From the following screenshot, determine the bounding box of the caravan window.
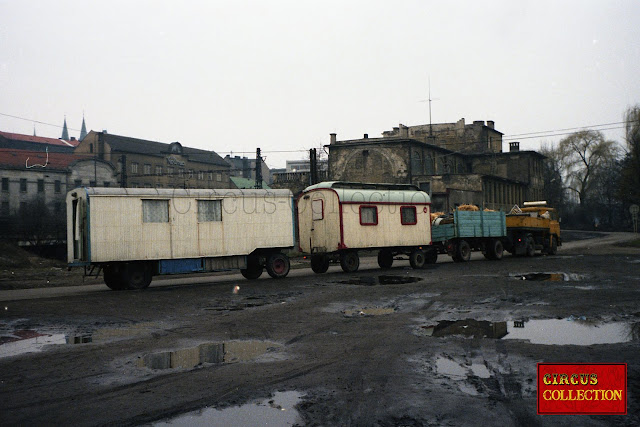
[197,200,222,222]
[142,200,169,223]
[359,206,378,226]
[312,199,324,220]
[401,206,417,225]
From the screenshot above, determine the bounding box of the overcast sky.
[1,0,638,168]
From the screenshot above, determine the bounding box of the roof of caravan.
[302,181,430,204]
[72,187,292,198]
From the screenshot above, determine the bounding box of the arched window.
[425,155,433,175]
[411,151,422,174]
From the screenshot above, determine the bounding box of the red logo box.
[537,363,627,415]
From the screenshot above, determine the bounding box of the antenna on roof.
[419,76,439,138]
[26,146,49,169]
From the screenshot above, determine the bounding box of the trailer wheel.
[310,254,330,274]
[241,256,263,280]
[456,240,471,262]
[377,249,394,269]
[425,248,438,264]
[340,251,360,273]
[547,236,558,255]
[103,265,126,291]
[526,237,535,257]
[266,253,290,279]
[409,249,426,269]
[122,263,152,290]
[485,239,504,261]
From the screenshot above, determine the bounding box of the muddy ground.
[0,231,639,426]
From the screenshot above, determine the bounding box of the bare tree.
[539,142,566,212]
[557,130,620,207]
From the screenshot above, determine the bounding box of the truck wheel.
[425,248,438,264]
[526,237,535,257]
[409,249,426,269]
[103,265,126,290]
[310,254,330,274]
[456,240,471,262]
[377,249,394,269]
[340,251,360,273]
[122,263,152,290]
[485,239,504,260]
[266,253,290,279]
[241,256,263,280]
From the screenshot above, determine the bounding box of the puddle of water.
[343,307,396,317]
[153,391,303,427]
[137,340,281,370]
[503,319,636,345]
[436,357,467,379]
[458,383,480,396]
[509,272,586,282]
[424,320,508,339]
[0,332,67,358]
[470,363,491,378]
[335,275,421,286]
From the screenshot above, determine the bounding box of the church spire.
[79,114,87,141]
[61,116,69,140]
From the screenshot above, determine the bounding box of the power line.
[0,112,81,132]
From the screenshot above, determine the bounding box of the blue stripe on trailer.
[159,258,204,275]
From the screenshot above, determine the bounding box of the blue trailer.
[431,210,507,262]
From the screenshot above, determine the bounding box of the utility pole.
[309,148,318,185]
[255,148,262,189]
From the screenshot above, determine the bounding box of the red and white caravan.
[297,181,435,273]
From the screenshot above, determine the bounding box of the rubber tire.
[457,240,471,262]
[547,236,558,255]
[340,251,360,273]
[409,249,426,269]
[122,263,152,290]
[310,255,330,274]
[103,265,126,291]
[425,248,438,264]
[266,253,290,279]
[485,239,504,261]
[377,250,393,269]
[241,256,263,280]
[526,237,535,257]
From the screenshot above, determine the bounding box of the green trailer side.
[431,210,507,262]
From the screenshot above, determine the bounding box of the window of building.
[37,179,44,193]
[188,169,194,179]
[131,183,138,188]
[312,199,324,220]
[131,162,139,174]
[179,169,185,178]
[20,178,27,192]
[198,171,204,180]
[103,181,111,187]
[216,173,222,182]
[197,200,222,222]
[74,179,82,188]
[54,180,61,193]
[1,201,9,216]
[1,177,8,192]
[156,183,162,188]
[400,206,417,225]
[208,172,213,180]
[419,182,430,194]
[142,199,169,223]
[167,167,174,176]
[89,143,94,153]
[89,181,96,187]
[359,206,378,226]
[144,164,152,175]
[156,165,162,176]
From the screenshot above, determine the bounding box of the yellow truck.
[505,201,561,256]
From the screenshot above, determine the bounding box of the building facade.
[328,120,545,212]
[76,131,231,189]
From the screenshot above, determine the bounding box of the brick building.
[328,119,545,212]
[76,131,231,189]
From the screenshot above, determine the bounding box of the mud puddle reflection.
[343,307,396,317]
[137,340,282,370]
[335,275,422,285]
[153,391,303,426]
[510,272,585,281]
[421,319,637,345]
